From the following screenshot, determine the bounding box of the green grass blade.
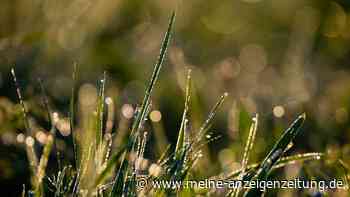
[257,113,305,179]
[244,113,306,197]
[241,114,258,176]
[157,144,171,165]
[11,68,39,189]
[271,152,323,169]
[131,11,176,136]
[232,114,258,197]
[110,152,129,196]
[109,11,176,197]
[229,153,323,183]
[200,153,323,195]
[94,147,126,187]
[175,69,191,158]
[11,68,31,134]
[197,92,228,141]
[35,134,55,196]
[96,71,106,146]
[35,79,59,196]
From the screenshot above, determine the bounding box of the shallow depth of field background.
[1,0,350,196]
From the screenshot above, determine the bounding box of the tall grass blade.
[232,114,258,197]
[241,114,258,175]
[96,71,106,146]
[11,68,39,188]
[109,11,176,197]
[11,68,31,134]
[197,92,228,141]
[35,134,55,196]
[34,79,58,196]
[131,11,176,137]
[94,147,126,187]
[225,152,323,179]
[244,113,306,197]
[175,69,191,158]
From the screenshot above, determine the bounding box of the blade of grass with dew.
[175,69,191,158]
[11,68,31,135]
[232,114,258,197]
[244,113,306,197]
[35,134,55,196]
[11,68,39,189]
[240,114,258,176]
[94,147,126,187]
[75,113,98,193]
[126,132,149,196]
[190,153,323,195]
[96,71,106,147]
[109,11,176,197]
[125,132,148,196]
[55,166,70,196]
[49,165,75,196]
[95,72,107,177]
[131,11,175,137]
[101,97,115,164]
[156,93,227,194]
[34,79,59,196]
[76,141,94,193]
[157,144,171,166]
[232,152,323,178]
[197,92,228,142]
[222,153,323,181]
[99,133,113,172]
[254,113,306,179]
[117,103,151,195]
[271,152,323,169]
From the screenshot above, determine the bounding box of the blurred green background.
[1,0,350,196]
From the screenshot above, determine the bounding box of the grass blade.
[232,114,258,196]
[244,113,306,197]
[96,71,106,146]
[94,147,126,187]
[11,68,31,133]
[256,113,305,179]
[35,134,55,196]
[241,114,258,176]
[131,11,176,137]
[34,79,58,196]
[175,69,191,158]
[109,11,176,197]
[197,92,228,141]
[11,68,39,188]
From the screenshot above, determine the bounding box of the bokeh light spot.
[273,105,285,118]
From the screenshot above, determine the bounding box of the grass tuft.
[11,11,328,197]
